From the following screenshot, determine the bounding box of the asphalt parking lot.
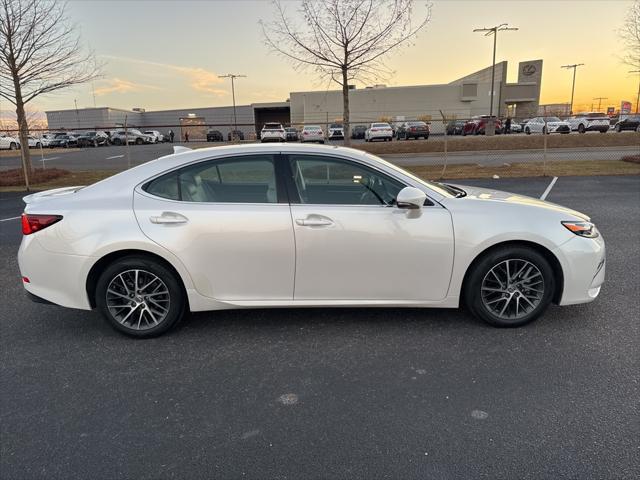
[1,175,639,479]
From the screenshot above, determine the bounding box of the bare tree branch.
[0,0,102,189]
[619,0,640,70]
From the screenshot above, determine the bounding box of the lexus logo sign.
[522,64,537,76]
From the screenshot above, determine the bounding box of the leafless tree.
[0,0,100,189]
[619,0,640,70]
[261,0,431,145]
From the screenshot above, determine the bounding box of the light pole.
[592,97,608,112]
[630,70,640,114]
[473,23,518,125]
[218,73,246,140]
[561,64,584,115]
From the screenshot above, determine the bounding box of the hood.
[451,184,590,221]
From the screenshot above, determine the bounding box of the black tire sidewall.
[464,246,555,328]
[95,256,185,338]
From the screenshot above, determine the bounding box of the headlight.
[562,221,599,238]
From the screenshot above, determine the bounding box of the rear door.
[133,153,295,301]
[285,153,454,301]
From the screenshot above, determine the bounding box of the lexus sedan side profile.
[18,144,605,338]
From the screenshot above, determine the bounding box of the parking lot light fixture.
[218,74,246,140]
[473,24,518,119]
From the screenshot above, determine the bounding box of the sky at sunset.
[1,0,637,118]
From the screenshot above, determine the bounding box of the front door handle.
[295,216,334,227]
[150,212,189,224]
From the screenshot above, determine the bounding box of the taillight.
[21,214,62,235]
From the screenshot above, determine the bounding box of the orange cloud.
[94,78,160,96]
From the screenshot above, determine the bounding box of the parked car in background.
[18,143,606,337]
[228,130,245,141]
[395,121,429,140]
[507,122,523,133]
[328,123,344,140]
[48,134,78,148]
[300,125,325,143]
[260,123,286,142]
[567,112,610,133]
[520,119,530,131]
[446,120,465,135]
[365,123,393,142]
[110,129,151,145]
[76,131,109,148]
[27,136,43,148]
[524,117,571,135]
[0,134,20,150]
[40,134,56,147]
[285,127,299,142]
[462,116,502,135]
[206,130,224,142]
[144,130,164,143]
[351,125,367,139]
[614,115,640,132]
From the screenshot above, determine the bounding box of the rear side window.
[144,155,278,203]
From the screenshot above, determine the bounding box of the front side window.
[144,155,278,203]
[288,155,404,206]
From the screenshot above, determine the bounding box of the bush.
[0,168,69,187]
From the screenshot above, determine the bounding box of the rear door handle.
[150,212,189,224]
[295,216,333,227]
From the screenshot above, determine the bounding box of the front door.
[134,153,295,301]
[285,154,454,302]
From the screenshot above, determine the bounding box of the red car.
[462,116,502,135]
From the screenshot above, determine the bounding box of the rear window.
[372,123,389,128]
[587,113,607,118]
[263,123,282,130]
[408,122,427,127]
[304,126,321,131]
[329,124,343,129]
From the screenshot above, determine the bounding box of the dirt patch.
[0,169,118,191]
[0,147,81,158]
[0,168,71,187]
[354,132,640,155]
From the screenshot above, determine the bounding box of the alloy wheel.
[480,259,544,320]
[105,269,170,331]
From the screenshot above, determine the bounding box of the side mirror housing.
[396,187,427,209]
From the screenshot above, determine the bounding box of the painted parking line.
[0,216,21,222]
[39,157,60,162]
[540,176,558,200]
[106,155,125,160]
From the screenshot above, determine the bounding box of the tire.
[578,124,585,134]
[36,142,41,148]
[135,138,143,145]
[95,255,186,338]
[636,125,640,133]
[525,127,531,135]
[615,125,621,133]
[9,142,17,150]
[464,246,555,328]
[542,126,547,135]
[599,129,607,134]
[319,140,324,144]
[114,138,122,146]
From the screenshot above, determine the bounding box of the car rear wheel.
[636,125,640,133]
[525,127,531,135]
[135,138,143,145]
[96,256,185,338]
[9,142,17,150]
[464,246,555,328]
[114,138,122,146]
[578,124,585,134]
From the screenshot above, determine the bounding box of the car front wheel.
[95,256,186,338]
[464,246,555,328]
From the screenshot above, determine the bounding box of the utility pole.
[592,97,608,112]
[74,99,80,129]
[630,70,640,114]
[561,64,584,115]
[473,24,518,135]
[218,73,246,140]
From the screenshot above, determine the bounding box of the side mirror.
[396,187,427,209]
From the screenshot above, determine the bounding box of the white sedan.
[365,123,393,142]
[18,144,605,338]
[0,134,20,150]
[300,125,325,143]
[524,117,571,135]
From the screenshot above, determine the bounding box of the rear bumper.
[18,235,94,310]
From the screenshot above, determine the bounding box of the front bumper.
[553,233,606,305]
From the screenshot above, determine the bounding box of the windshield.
[372,123,389,128]
[408,122,426,127]
[263,123,281,130]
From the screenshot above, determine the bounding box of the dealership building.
[45,59,542,137]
